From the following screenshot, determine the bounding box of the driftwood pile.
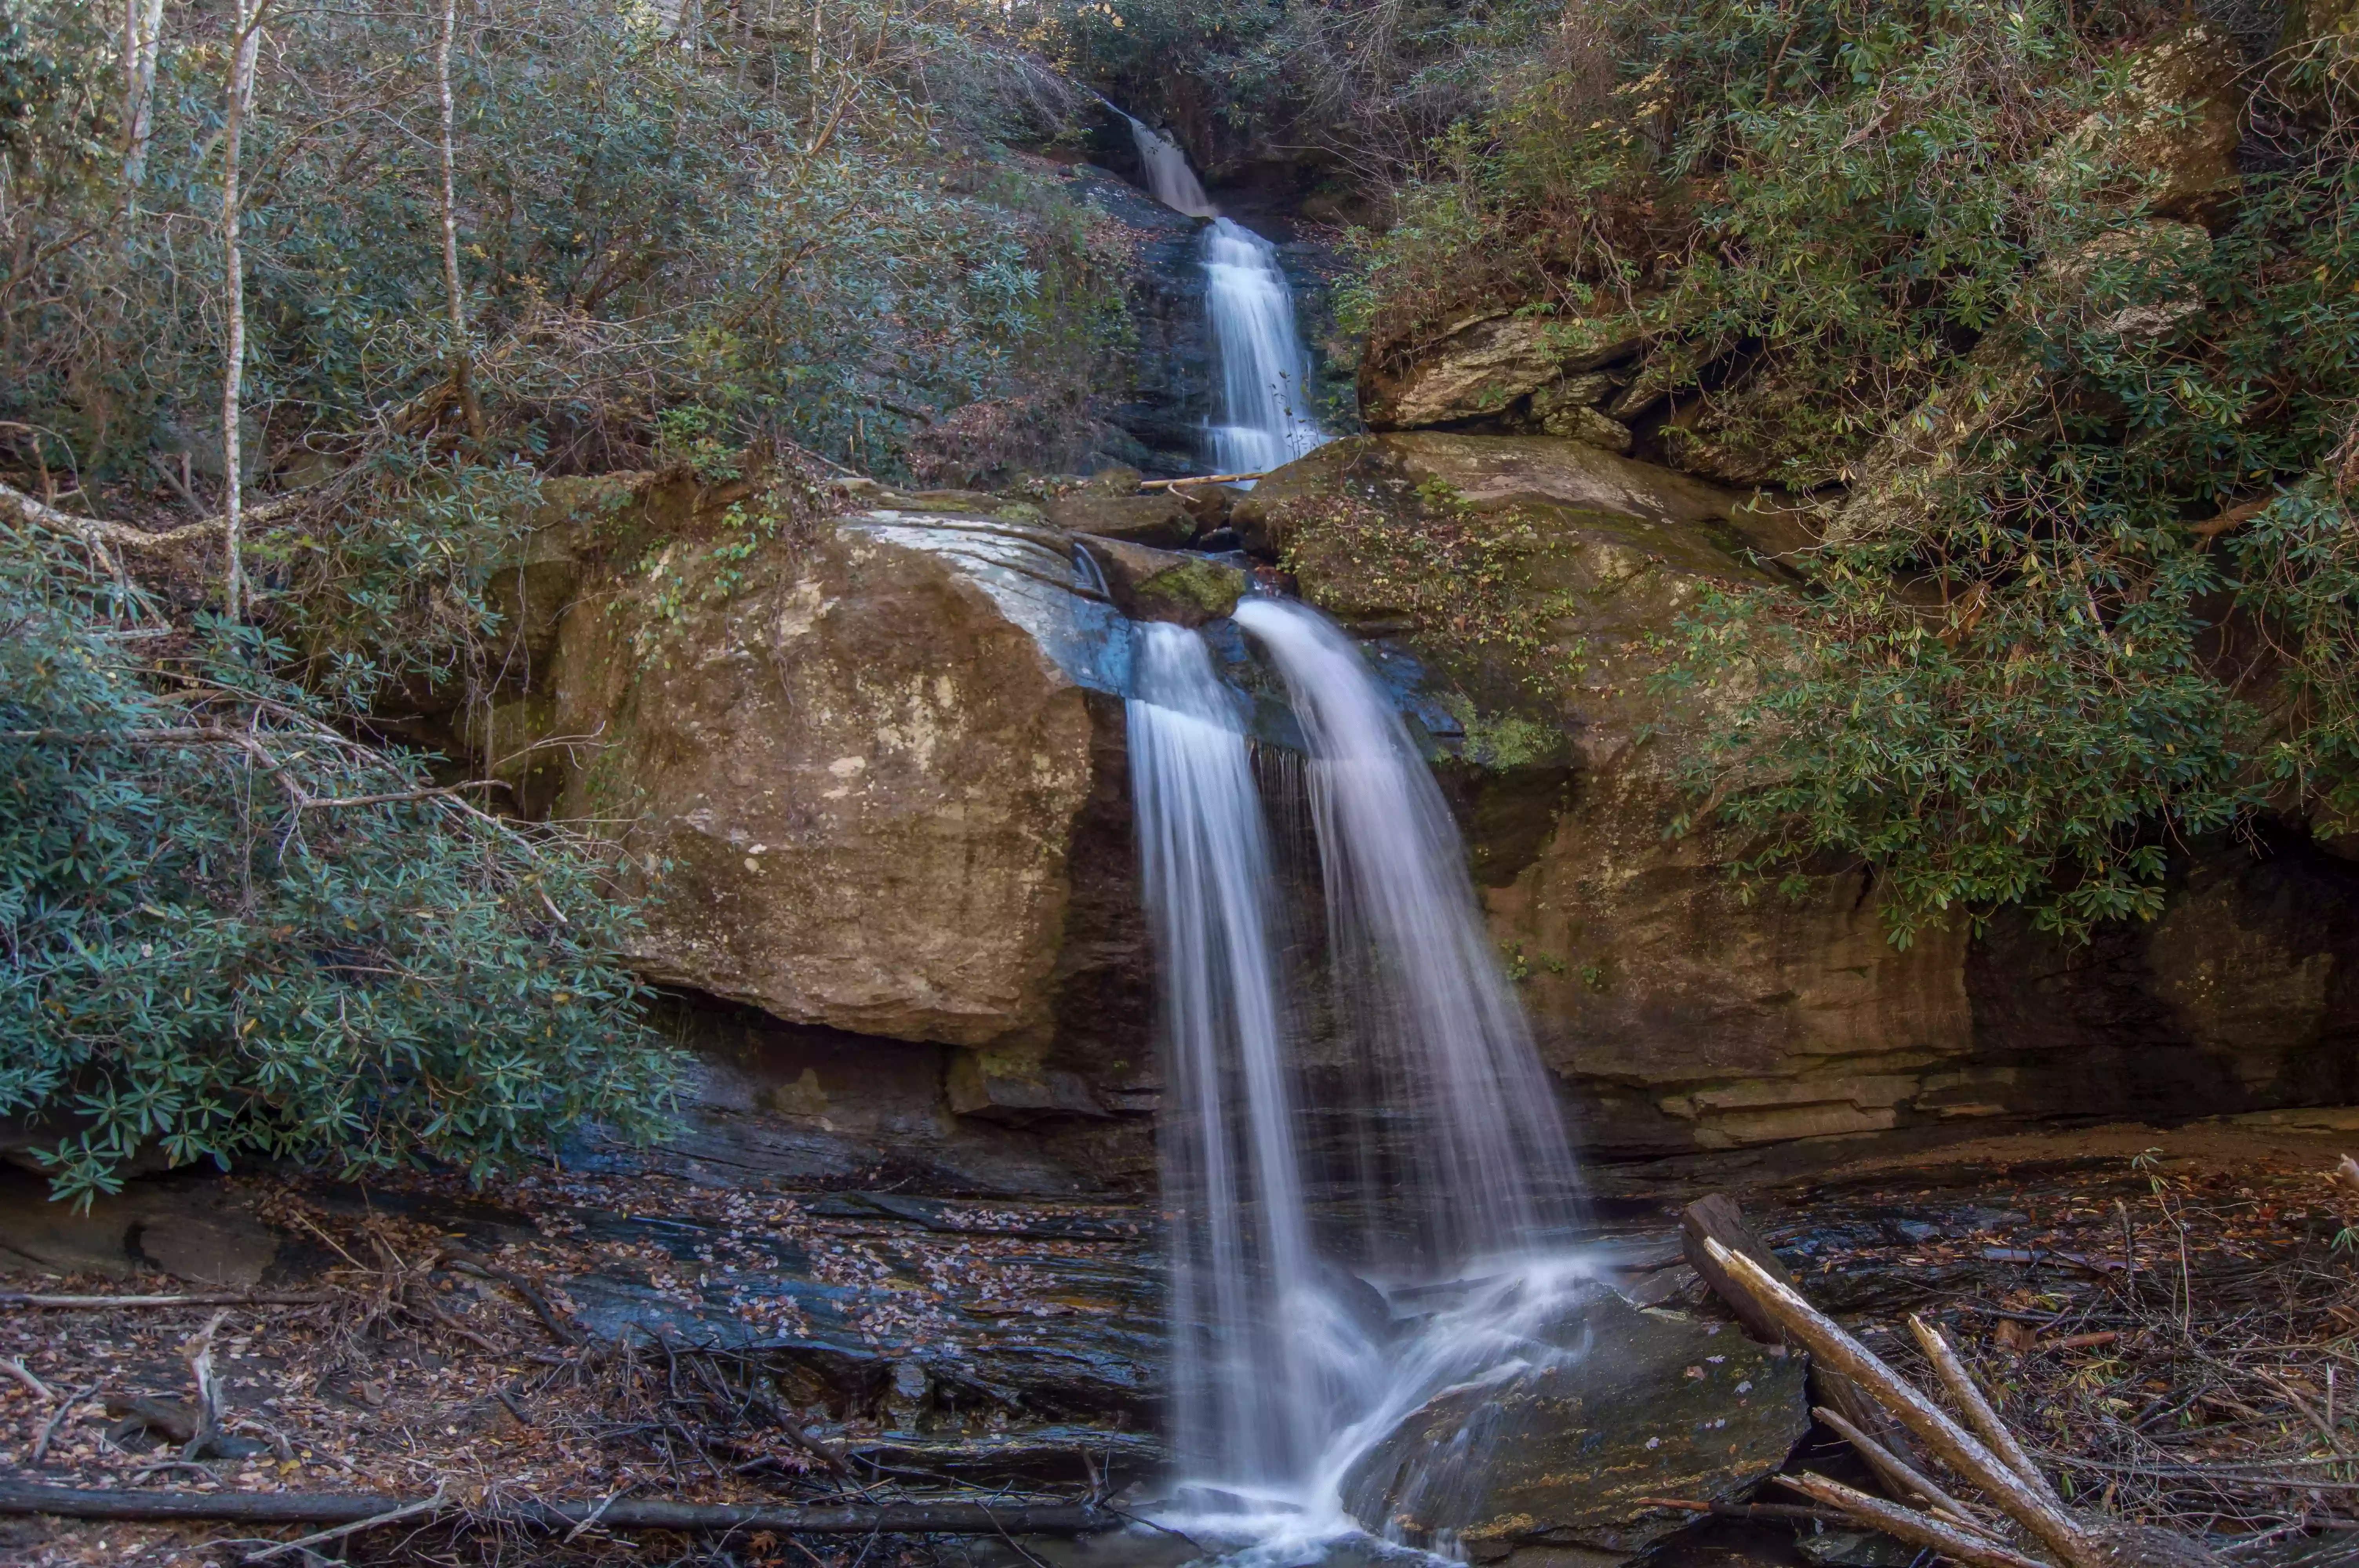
[1684,1195,2226,1568]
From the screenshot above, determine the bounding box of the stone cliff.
[464,425,2356,1193]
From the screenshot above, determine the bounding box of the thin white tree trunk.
[435,0,485,441]
[221,0,264,619]
[123,0,166,190]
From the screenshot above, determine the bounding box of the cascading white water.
[1127,603,1592,1557]
[1121,115,1328,477]
[1203,219,1328,476]
[1126,624,1326,1490]
[1233,598,1584,1272]
[1125,116,1217,218]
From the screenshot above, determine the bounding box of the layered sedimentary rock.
[1250,431,2359,1156]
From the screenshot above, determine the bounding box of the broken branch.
[0,1481,1114,1537]
[1702,1238,2099,1567]
[1775,1473,2051,1568]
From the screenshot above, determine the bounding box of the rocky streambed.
[5,1118,2355,1568]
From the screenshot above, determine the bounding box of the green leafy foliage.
[2,0,1128,493]
[0,521,682,1205]
[1325,0,2359,942]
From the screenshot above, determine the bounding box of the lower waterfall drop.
[1128,605,1594,1555]
[1232,597,1585,1272]
[1126,624,1329,1493]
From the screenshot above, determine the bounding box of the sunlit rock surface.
[546,508,1129,1053]
[1361,311,1647,431]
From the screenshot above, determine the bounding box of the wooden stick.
[1815,1405,1977,1523]
[2,1358,55,1402]
[1138,471,1267,489]
[181,1309,229,1461]
[1774,1474,2051,1568]
[438,1249,581,1347]
[0,1482,1114,1536]
[244,1486,449,1562]
[0,1292,329,1310]
[1909,1315,2062,1505]
[1703,1240,2097,1568]
[31,1383,96,1467]
[1632,1497,1850,1525]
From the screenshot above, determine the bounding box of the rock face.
[542,501,1136,1063]
[1252,430,2359,1156]
[1340,1292,1807,1561]
[1067,165,1210,477]
[1363,310,1646,430]
[476,411,2355,1178]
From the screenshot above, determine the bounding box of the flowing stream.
[1123,117,1328,477]
[1126,600,1591,1558]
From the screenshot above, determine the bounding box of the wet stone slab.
[1341,1290,1809,1563]
[544,1192,1170,1432]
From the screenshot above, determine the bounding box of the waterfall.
[1127,604,1590,1550]
[1203,219,1328,476]
[1127,624,1325,1490]
[1232,598,1584,1271]
[1121,115,1328,477]
[1125,115,1216,218]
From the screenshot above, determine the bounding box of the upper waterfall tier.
[1118,113,1329,477]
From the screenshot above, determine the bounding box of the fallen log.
[1137,470,1266,489]
[1701,1238,2226,1568]
[1679,1194,1921,1467]
[0,1481,1115,1537]
[0,479,307,553]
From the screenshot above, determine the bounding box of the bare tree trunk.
[123,0,167,191]
[436,0,486,443]
[221,0,265,620]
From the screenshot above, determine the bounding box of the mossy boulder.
[1078,535,1247,626]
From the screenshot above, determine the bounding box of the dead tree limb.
[1814,1404,1976,1522]
[0,479,307,553]
[1775,1474,2049,1568]
[437,1248,582,1346]
[1682,1194,1919,1465]
[0,1482,1114,1537]
[1703,1239,2226,1568]
[1911,1315,2061,1503]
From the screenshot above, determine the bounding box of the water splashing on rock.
[1127,602,1591,1555]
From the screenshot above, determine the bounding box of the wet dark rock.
[1067,166,1212,477]
[847,1425,1161,1490]
[552,1197,1167,1430]
[1340,1292,1808,1561]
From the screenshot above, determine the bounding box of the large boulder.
[1340,1291,1807,1561]
[544,505,1132,1054]
[2049,24,2245,227]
